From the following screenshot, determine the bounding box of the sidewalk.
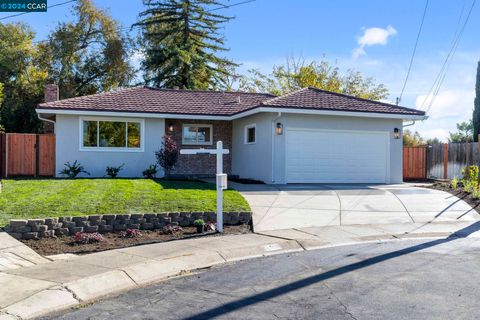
[1,221,479,320]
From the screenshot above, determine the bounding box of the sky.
[1,0,479,141]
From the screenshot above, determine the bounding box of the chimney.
[44,84,59,102]
[42,84,59,133]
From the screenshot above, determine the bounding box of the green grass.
[0,179,251,226]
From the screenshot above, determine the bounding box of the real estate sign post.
[180,141,229,232]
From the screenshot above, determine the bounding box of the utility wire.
[423,0,476,114]
[397,0,429,105]
[0,0,77,21]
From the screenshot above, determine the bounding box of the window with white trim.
[182,124,212,145]
[245,124,256,144]
[81,119,142,150]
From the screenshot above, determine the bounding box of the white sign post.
[180,141,229,233]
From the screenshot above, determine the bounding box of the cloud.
[353,25,397,59]
[415,89,475,120]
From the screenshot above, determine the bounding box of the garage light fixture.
[276,122,283,135]
[168,122,174,132]
[393,128,400,139]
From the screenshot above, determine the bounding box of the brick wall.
[42,84,59,133]
[166,119,232,175]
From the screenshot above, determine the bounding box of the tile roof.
[259,87,425,116]
[37,86,425,117]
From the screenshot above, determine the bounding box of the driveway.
[231,183,479,232]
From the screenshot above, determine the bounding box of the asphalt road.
[45,236,480,320]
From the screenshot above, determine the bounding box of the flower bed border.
[3,212,252,240]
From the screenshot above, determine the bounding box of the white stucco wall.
[233,112,403,184]
[55,114,165,177]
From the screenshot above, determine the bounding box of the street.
[45,236,480,319]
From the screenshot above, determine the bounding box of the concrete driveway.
[231,183,479,232]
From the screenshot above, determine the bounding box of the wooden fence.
[403,146,427,180]
[0,133,55,178]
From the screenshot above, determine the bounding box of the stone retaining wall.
[4,212,252,240]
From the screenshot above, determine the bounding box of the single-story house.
[36,84,426,184]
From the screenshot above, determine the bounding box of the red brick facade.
[166,119,232,175]
[42,84,59,133]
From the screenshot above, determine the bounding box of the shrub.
[142,164,158,178]
[162,224,183,235]
[464,180,474,193]
[193,219,205,226]
[105,164,124,178]
[451,178,459,190]
[0,124,4,133]
[119,228,142,238]
[73,232,104,244]
[472,188,480,200]
[462,165,479,188]
[155,135,179,178]
[60,160,90,178]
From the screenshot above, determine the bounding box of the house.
[36,85,426,184]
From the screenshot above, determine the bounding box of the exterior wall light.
[168,122,174,132]
[393,128,400,139]
[276,122,283,135]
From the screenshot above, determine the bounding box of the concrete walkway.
[0,232,49,271]
[2,221,480,319]
[232,183,478,232]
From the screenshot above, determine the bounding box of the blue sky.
[2,0,479,141]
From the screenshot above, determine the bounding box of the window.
[245,124,256,144]
[182,124,212,145]
[80,118,143,151]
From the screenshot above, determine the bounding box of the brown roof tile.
[37,86,425,117]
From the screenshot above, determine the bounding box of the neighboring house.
[36,85,426,184]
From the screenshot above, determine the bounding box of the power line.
[423,0,476,114]
[397,0,429,105]
[0,0,77,21]
[208,0,256,12]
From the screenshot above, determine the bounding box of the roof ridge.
[305,87,423,114]
[144,86,275,97]
[260,87,309,105]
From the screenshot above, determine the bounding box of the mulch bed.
[21,225,251,256]
[424,183,480,215]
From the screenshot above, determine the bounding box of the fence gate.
[403,146,427,180]
[1,133,55,177]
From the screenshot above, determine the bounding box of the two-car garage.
[285,128,390,184]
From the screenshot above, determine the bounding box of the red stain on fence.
[403,146,427,180]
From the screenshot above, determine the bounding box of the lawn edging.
[3,212,252,240]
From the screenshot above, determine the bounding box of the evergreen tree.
[135,0,237,89]
[473,61,480,142]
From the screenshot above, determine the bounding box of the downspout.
[403,120,416,128]
[37,114,56,133]
[271,112,281,183]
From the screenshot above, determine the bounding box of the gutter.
[37,114,56,133]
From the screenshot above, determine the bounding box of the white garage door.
[285,128,389,183]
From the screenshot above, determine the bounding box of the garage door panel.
[286,129,388,183]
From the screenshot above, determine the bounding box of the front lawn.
[0,179,250,226]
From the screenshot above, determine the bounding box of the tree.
[135,0,238,89]
[403,129,425,147]
[473,61,480,142]
[0,22,47,133]
[426,137,441,145]
[37,0,134,99]
[156,135,179,177]
[239,56,389,100]
[449,120,473,143]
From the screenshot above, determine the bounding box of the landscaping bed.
[21,224,251,256]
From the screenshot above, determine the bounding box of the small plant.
[73,232,104,244]
[462,165,479,189]
[119,228,142,238]
[464,180,474,193]
[472,187,480,200]
[155,135,179,178]
[143,164,158,178]
[60,160,90,178]
[451,178,459,190]
[162,224,183,235]
[105,164,124,178]
[204,221,216,232]
[194,219,205,233]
